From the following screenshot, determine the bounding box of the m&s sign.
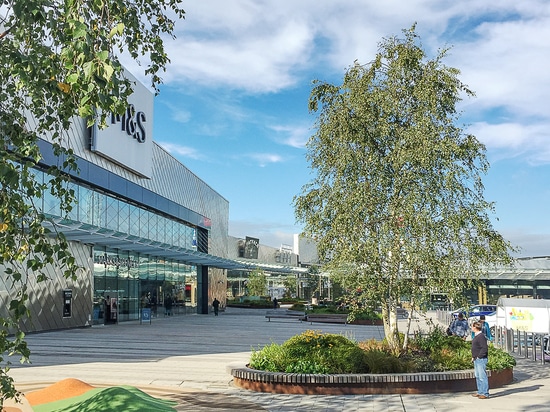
[111,104,147,143]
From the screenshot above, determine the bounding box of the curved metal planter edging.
[227,363,513,395]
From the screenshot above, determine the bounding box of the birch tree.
[294,26,514,352]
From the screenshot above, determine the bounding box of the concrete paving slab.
[5,307,550,411]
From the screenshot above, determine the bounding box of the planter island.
[227,363,513,395]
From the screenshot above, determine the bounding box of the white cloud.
[164,3,316,92]
[245,153,284,167]
[469,122,550,164]
[455,17,550,120]
[269,124,310,149]
[160,100,191,124]
[469,122,531,150]
[157,141,203,160]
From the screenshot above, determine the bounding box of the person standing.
[479,315,493,341]
[450,313,469,339]
[273,297,278,309]
[104,295,111,324]
[164,294,173,316]
[212,298,220,316]
[471,321,489,399]
[471,314,493,341]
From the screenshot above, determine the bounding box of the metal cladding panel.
[40,117,229,259]
[0,242,93,333]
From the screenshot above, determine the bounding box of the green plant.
[326,344,368,373]
[250,330,369,374]
[249,343,287,372]
[429,346,472,371]
[488,345,516,371]
[352,310,383,321]
[249,329,516,375]
[411,326,453,352]
[285,360,329,374]
[358,338,387,352]
[290,303,306,311]
[247,270,268,296]
[363,350,407,373]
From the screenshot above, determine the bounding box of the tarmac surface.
[6,307,550,411]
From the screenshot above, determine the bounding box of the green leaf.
[66,73,79,84]
[72,21,87,39]
[102,63,114,81]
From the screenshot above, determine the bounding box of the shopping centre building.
[0,71,228,332]
[1,70,308,333]
[3,70,550,334]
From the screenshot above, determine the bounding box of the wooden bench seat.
[307,313,348,325]
[265,309,306,322]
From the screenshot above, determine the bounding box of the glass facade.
[33,168,200,323]
[38,174,198,250]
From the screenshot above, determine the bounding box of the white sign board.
[90,70,154,178]
[497,298,550,334]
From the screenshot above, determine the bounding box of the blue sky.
[124,1,550,257]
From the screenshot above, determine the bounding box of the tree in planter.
[246,269,268,297]
[306,265,321,302]
[294,25,514,353]
[0,0,184,405]
[282,275,298,298]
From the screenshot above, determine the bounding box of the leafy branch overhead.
[0,0,184,405]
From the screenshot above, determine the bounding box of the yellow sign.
[508,308,534,331]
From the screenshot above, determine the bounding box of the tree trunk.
[402,297,415,351]
[381,299,400,353]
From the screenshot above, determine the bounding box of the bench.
[265,309,306,322]
[307,313,348,325]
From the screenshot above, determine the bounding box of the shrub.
[250,330,368,374]
[358,338,387,352]
[410,326,451,352]
[285,359,329,374]
[488,344,516,371]
[364,350,407,373]
[429,346,472,371]
[249,343,287,372]
[249,328,516,375]
[350,309,382,321]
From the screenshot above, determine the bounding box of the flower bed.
[234,328,515,394]
[228,364,513,395]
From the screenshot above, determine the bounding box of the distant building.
[293,234,319,267]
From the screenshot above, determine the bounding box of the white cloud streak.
[245,153,284,167]
[157,141,203,160]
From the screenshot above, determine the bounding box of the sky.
[124,1,550,258]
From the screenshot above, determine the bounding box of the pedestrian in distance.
[273,297,278,309]
[212,297,220,316]
[471,321,490,399]
[471,314,493,341]
[450,313,469,339]
[164,294,173,317]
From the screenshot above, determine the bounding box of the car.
[469,311,496,330]
[450,304,497,320]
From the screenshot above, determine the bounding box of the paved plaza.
[6,307,550,411]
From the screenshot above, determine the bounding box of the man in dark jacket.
[471,321,489,399]
[212,298,220,316]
